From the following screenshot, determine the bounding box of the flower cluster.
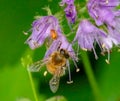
[25,12,79,93]
[25,0,120,93]
[87,0,120,63]
[60,0,77,24]
[73,20,107,59]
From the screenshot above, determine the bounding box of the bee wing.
[49,75,60,93]
[28,59,48,72]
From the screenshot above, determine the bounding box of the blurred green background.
[0,0,120,101]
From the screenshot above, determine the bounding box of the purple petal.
[87,0,119,26]
[74,20,107,50]
[64,4,77,24]
[26,16,63,49]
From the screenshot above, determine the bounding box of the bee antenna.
[57,41,62,51]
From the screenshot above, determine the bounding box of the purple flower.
[110,10,120,32]
[64,4,77,24]
[99,26,120,63]
[87,0,120,26]
[99,0,119,7]
[60,0,77,24]
[87,0,119,11]
[85,0,120,62]
[60,0,74,6]
[25,16,62,49]
[73,20,107,59]
[87,0,120,50]
[100,26,120,50]
[89,7,114,26]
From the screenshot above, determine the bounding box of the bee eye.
[60,49,65,55]
[60,49,69,58]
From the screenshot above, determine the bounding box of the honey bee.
[28,45,72,93]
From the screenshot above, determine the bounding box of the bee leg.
[66,60,73,84]
[57,41,62,51]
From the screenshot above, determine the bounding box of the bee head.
[60,49,69,59]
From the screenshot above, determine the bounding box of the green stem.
[81,51,102,101]
[28,70,39,101]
